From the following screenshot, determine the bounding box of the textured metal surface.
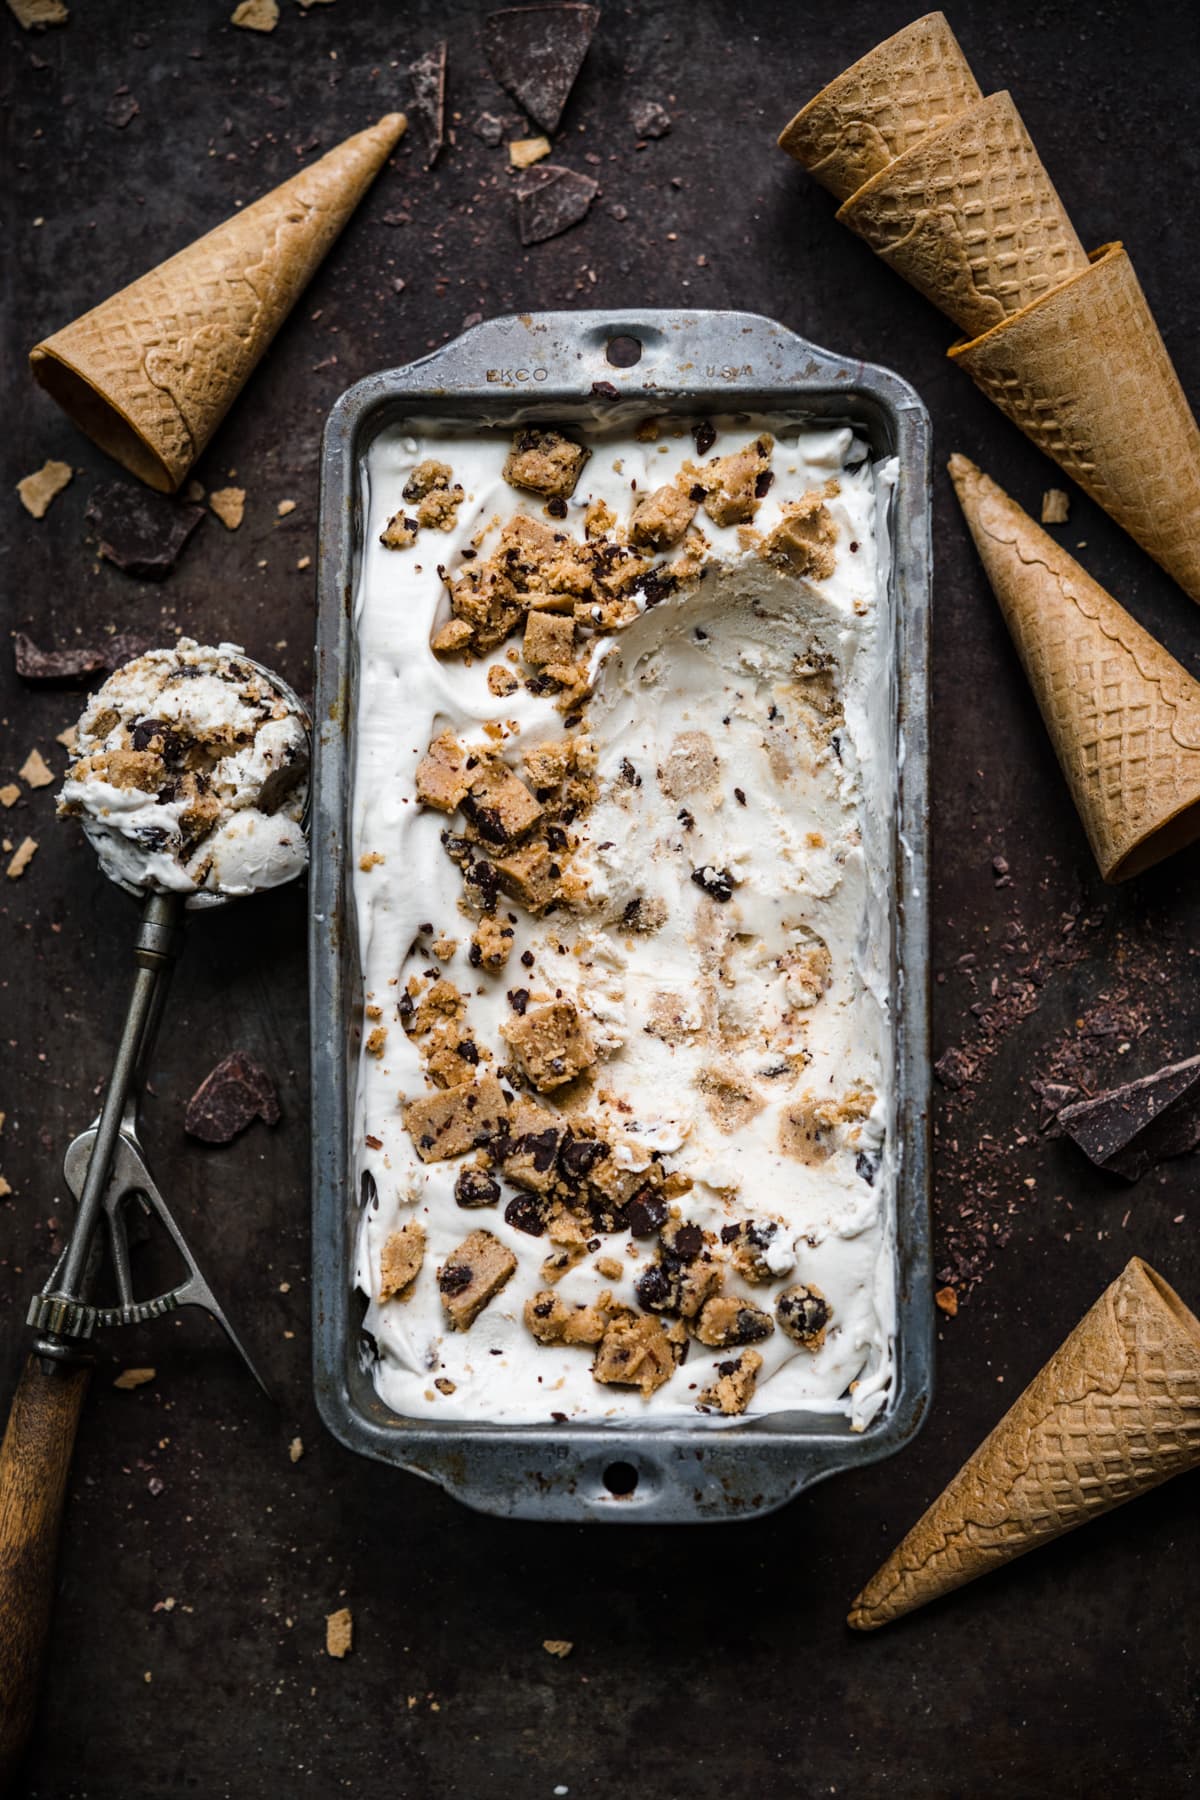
[313,307,933,1522]
[3,0,1199,1793]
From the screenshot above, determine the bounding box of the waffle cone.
[29,113,407,492]
[949,454,1200,880]
[850,1259,1200,1631]
[778,12,981,204]
[837,91,1087,338]
[951,243,1200,602]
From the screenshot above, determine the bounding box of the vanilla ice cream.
[350,415,898,1427]
[59,639,309,902]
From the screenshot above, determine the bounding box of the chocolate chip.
[85,480,205,580]
[455,1167,501,1208]
[455,1039,480,1064]
[439,1263,473,1295]
[619,757,640,787]
[520,949,535,968]
[856,1150,879,1185]
[690,866,734,902]
[184,1051,281,1145]
[558,1134,608,1179]
[638,566,678,608]
[666,1222,703,1261]
[507,987,530,1015]
[634,1264,674,1311]
[754,469,775,499]
[626,1190,667,1237]
[734,787,746,806]
[504,1193,548,1237]
[360,1169,378,1208]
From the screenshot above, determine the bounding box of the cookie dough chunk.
[525,1288,612,1346]
[523,609,576,668]
[693,1295,775,1348]
[634,1218,722,1319]
[404,1074,510,1162]
[698,1350,763,1416]
[779,1086,874,1165]
[438,1228,517,1330]
[379,1221,426,1301]
[761,493,837,581]
[777,1283,830,1349]
[719,1219,792,1284]
[593,1312,686,1397]
[502,999,595,1091]
[462,761,543,848]
[629,481,698,550]
[415,731,471,812]
[380,511,418,549]
[499,1099,565,1194]
[471,913,516,971]
[503,428,590,500]
[403,459,465,530]
[692,433,774,527]
[521,735,597,818]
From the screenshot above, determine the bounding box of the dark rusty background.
[3,2,1198,1795]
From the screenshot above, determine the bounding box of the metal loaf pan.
[312,309,933,1524]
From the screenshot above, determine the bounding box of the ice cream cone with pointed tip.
[849,1258,1200,1631]
[950,454,1200,881]
[30,113,407,493]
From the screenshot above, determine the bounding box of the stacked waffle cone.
[849,1259,1200,1629]
[780,14,1200,602]
[29,113,407,492]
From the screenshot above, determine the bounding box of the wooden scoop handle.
[0,1354,90,1786]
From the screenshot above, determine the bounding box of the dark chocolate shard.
[1056,1054,1200,1181]
[105,93,139,130]
[184,1051,281,1146]
[515,164,598,244]
[85,481,205,581]
[473,110,506,146]
[408,42,447,169]
[13,630,153,685]
[630,98,670,139]
[1030,1077,1082,1136]
[484,4,598,133]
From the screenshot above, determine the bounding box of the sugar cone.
[837,91,1087,338]
[778,12,981,204]
[850,1258,1200,1631]
[951,242,1200,602]
[949,454,1200,881]
[29,113,407,493]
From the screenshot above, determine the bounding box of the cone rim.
[948,240,1123,360]
[778,11,966,159]
[835,89,1022,223]
[29,341,178,493]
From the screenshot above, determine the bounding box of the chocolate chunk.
[933,1045,974,1091]
[408,43,446,169]
[558,1133,607,1179]
[85,481,205,580]
[13,630,153,685]
[184,1051,281,1145]
[105,92,139,130]
[1057,1054,1200,1182]
[504,1192,549,1237]
[637,566,678,608]
[360,1169,378,1208]
[473,110,506,146]
[515,165,598,245]
[855,1150,879,1186]
[690,866,734,903]
[456,1167,502,1208]
[439,1263,473,1296]
[630,98,670,139]
[484,3,598,132]
[693,419,716,457]
[626,1190,667,1237]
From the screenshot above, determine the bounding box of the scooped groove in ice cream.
[58,639,310,902]
[351,415,898,1427]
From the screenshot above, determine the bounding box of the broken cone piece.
[1057,1055,1200,1182]
[849,1258,1200,1629]
[949,454,1200,881]
[484,4,599,134]
[30,114,406,493]
[185,1051,281,1144]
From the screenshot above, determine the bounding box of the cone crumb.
[543,1639,573,1658]
[0,786,19,809]
[113,1367,156,1390]
[289,1436,304,1462]
[8,0,69,31]
[18,748,53,789]
[1041,488,1070,525]
[326,1607,353,1657]
[210,487,246,530]
[17,459,72,518]
[231,0,279,30]
[935,1286,959,1317]
[277,498,297,517]
[6,837,38,880]
[510,137,552,169]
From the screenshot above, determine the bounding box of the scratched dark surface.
[2,2,1199,1795]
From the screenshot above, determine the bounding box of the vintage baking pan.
[312,308,933,1523]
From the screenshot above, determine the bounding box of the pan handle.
[0,1354,90,1784]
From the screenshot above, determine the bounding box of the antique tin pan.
[312,309,933,1523]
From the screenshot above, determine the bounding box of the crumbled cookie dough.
[719,1219,792,1284]
[698,1349,763,1416]
[779,1085,874,1164]
[17,458,72,518]
[761,493,837,581]
[381,512,418,550]
[415,731,471,812]
[454,1162,502,1208]
[525,1287,612,1346]
[693,1295,774,1348]
[462,759,543,848]
[471,913,515,972]
[365,1025,387,1057]
[634,1218,722,1319]
[523,608,576,668]
[592,1311,686,1397]
[629,479,698,550]
[503,428,590,500]
[502,999,595,1091]
[776,1283,830,1349]
[383,460,466,549]
[438,1228,517,1329]
[488,664,520,697]
[688,434,774,527]
[379,1221,426,1301]
[403,1074,509,1162]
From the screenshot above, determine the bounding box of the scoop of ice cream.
[58,639,309,903]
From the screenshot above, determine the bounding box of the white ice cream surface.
[351,417,898,1427]
[58,639,309,902]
